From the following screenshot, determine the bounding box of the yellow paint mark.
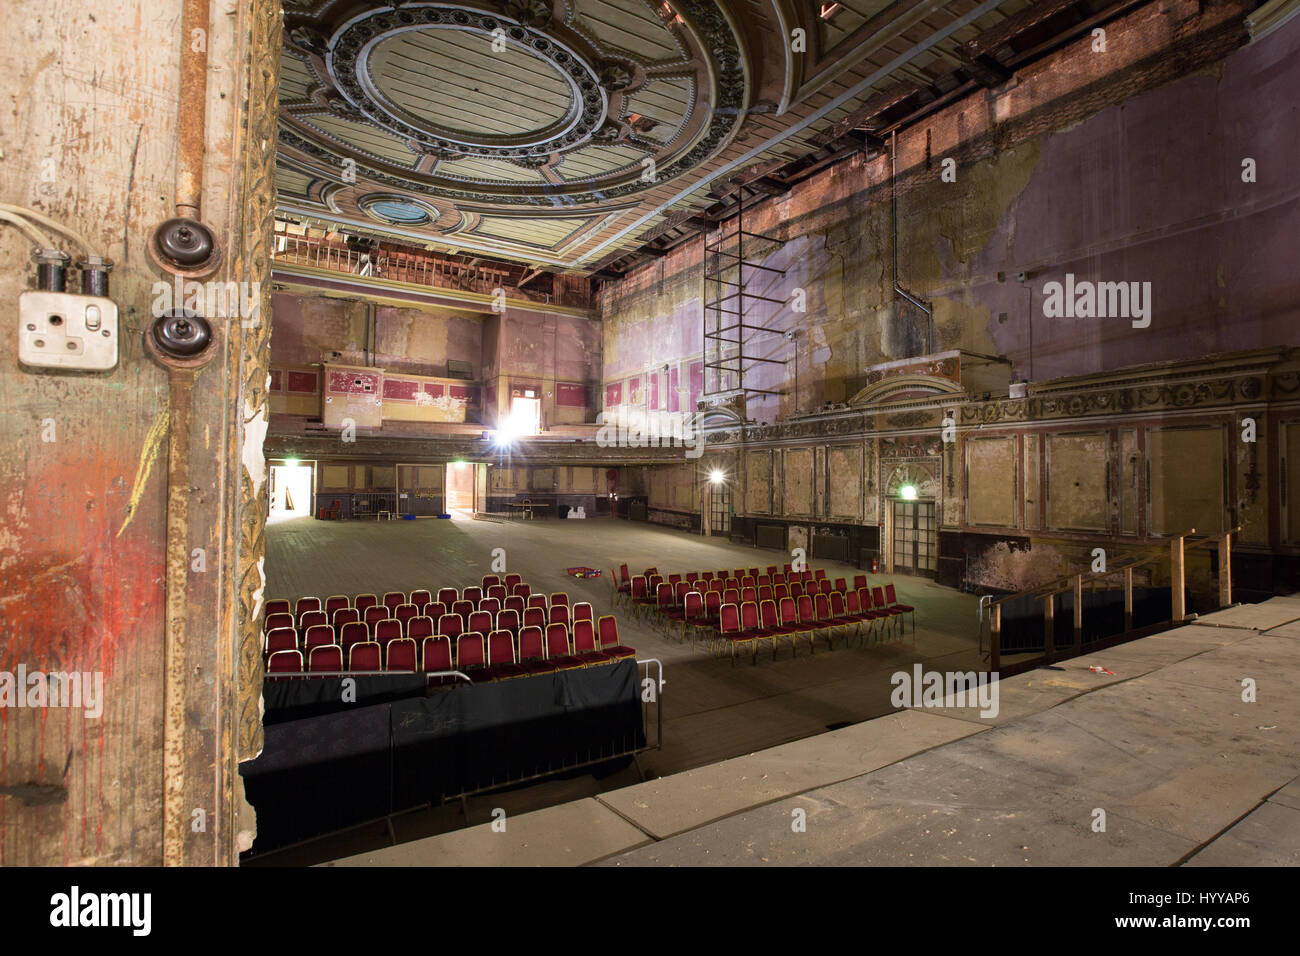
[116,403,170,538]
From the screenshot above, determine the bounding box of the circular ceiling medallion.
[360,195,439,226]
[328,6,607,158]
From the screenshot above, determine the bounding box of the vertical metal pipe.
[175,0,210,218]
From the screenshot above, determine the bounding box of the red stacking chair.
[468,609,493,636]
[773,583,788,601]
[504,572,522,590]
[814,569,827,581]
[658,586,687,639]
[673,580,691,607]
[686,572,699,584]
[447,600,471,622]
[833,578,847,594]
[487,584,507,602]
[308,645,342,672]
[772,573,786,586]
[463,586,483,605]
[421,636,452,673]
[496,608,520,636]
[527,594,548,612]
[810,593,837,651]
[572,602,594,624]
[713,603,741,659]
[550,592,569,608]
[478,597,500,616]
[374,619,402,647]
[550,603,571,628]
[826,591,857,646]
[776,596,806,656]
[382,591,405,614]
[264,599,291,618]
[511,582,531,599]
[628,576,651,623]
[424,601,447,625]
[264,612,294,634]
[518,625,558,675]
[765,566,778,577]
[481,574,501,590]
[523,606,546,630]
[741,586,757,604]
[386,638,418,672]
[438,613,464,639]
[758,585,773,603]
[409,589,432,613]
[733,602,767,664]
[394,603,419,632]
[610,567,631,606]
[853,574,868,590]
[267,650,302,674]
[596,615,635,661]
[294,596,321,620]
[682,591,708,648]
[437,587,458,607]
[545,623,581,669]
[324,595,349,618]
[407,616,435,642]
[884,584,916,638]
[571,619,610,666]
[855,588,886,645]
[704,589,723,626]
[757,599,795,658]
[872,586,907,639]
[667,573,681,586]
[487,631,527,680]
[782,564,793,574]
[354,593,378,615]
[722,587,740,610]
[297,610,327,633]
[265,627,297,656]
[339,621,370,659]
[348,641,381,671]
[747,567,760,579]
[741,577,755,590]
[504,595,525,616]
[332,607,360,629]
[455,634,491,682]
[364,606,389,633]
[700,571,713,582]
[788,581,804,599]
[794,594,822,655]
[725,577,739,591]
[304,624,335,655]
[652,582,675,630]
[732,569,746,580]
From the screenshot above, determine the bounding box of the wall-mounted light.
[709,469,725,484]
[899,484,918,501]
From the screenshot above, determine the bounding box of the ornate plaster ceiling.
[276,0,1110,272]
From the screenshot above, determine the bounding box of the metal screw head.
[34,339,45,347]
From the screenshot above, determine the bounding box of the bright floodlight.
[709,469,724,484]
[900,484,918,500]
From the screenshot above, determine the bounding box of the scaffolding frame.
[702,194,788,398]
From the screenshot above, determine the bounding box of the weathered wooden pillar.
[1171,535,1187,622]
[1218,533,1232,608]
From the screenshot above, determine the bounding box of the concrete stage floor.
[325,597,1300,867]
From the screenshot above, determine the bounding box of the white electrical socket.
[18,291,119,371]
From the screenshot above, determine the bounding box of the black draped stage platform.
[240,659,645,852]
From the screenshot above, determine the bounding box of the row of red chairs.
[700,591,912,663]
[267,616,634,680]
[263,602,597,655]
[264,584,571,633]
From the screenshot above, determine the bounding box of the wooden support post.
[1171,535,1186,622]
[990,604,1001,673]
[1043,593,1055,660]
[1124,567,1134,631]
[1073,574,1083,653]
[1218,533,1232,608]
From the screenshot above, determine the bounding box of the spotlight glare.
[900,484,918,501]
[709,469,724,484]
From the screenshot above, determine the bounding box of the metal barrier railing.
[981,526,1239,673]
